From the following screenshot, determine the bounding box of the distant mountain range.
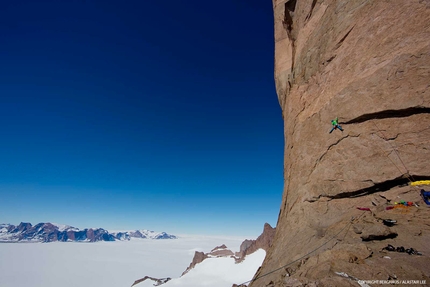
[0,222,177,243]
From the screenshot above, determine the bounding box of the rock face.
[250,0,430,286]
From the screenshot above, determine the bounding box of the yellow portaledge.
[410,180,430,186]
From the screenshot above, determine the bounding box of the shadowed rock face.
[250,0,430,286]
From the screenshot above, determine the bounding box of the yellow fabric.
[410,180,430,186]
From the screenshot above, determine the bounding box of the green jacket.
[331,117,338,126]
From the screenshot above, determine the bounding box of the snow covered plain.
[0,234,264,287]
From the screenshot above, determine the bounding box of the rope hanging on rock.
[371,121,421,191]
[372,121,413,180]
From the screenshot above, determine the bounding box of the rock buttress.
[250,0,430,286]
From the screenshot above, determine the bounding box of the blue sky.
[0,0,283,236]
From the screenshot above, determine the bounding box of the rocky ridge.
[235,223,276,263]
[182,223,275,276]
[249,0,430,286]
[131,276,171,287]
[181,244,236,276]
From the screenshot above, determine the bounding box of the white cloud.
[0,235,260,287]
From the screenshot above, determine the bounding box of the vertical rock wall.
[250,0,430,286]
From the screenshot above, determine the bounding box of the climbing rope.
[371,136,409,180]
[370,121,426,196]
[236,211,366,286]
[372,121,416,184]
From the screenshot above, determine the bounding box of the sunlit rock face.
[250,0,430,286]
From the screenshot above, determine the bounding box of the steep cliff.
[250,0,430,286]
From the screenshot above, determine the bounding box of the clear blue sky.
[0,0,283,236]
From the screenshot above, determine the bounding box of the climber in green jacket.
[329,117,343,133]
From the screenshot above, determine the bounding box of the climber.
[329,117,343,133]
[420,189,430,205]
